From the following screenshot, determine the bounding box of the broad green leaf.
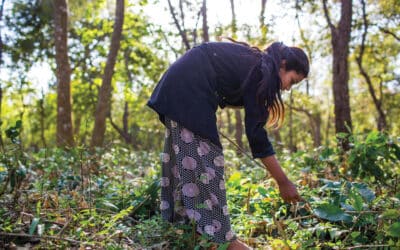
[387,222,400,238]
[351,231,361,239]
[350,189,364,211]
[29,218,40,235]
[314,204,352,222]
[352,183,375,203]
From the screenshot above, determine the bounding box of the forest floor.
[1,132,400,249]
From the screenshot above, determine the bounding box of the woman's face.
[279,68,305,91]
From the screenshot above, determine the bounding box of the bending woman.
[147,40,309,249]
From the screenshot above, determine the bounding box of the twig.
[219,132,268,175]
[345,210,381,214]
[57,218,72,236]
[0,232,89,245]
[287,214,316,222]
[342,213,362,244]
[346,244,390,250]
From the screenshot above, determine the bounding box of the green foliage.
[5,120,22,144]
[0,131,399,248]
[347,131,400,182]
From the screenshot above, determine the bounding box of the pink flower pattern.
[160,119,233,243]
[225,230,235,241]
[186,209,201,221]
[182,156,197,170]
[180,128,194,143]
[213,220,222,232]
[204,225,215,236]
[210,193,219,206]
[160,201,169,210]
[182,183,199,197]
[213,155,224,167]
[219,180,226,190]
[205,167,216,179]
[197,141,211,156]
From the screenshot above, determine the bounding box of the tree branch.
[167,0,191,50]
[322,0,337,36]
[379,27,400,41]
[355,0,386,130]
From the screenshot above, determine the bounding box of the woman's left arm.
[260,154,303,203]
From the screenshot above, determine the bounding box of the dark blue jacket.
[147,42,275,158]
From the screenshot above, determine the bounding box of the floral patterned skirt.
[159,117,236,243]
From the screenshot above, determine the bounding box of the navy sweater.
[147,42,275,158]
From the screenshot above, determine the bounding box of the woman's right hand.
[277,179,302,203]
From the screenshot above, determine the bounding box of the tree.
[0,0,5,150]
[166,0,203,51]
[91,0,125,148]
[322,0,353,150]
[201,0,209,42]
[229,0,244,153]
[355,0,386,131]
[54,0,74,147]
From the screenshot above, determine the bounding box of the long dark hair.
[226,38,310,128]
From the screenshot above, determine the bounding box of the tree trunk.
[226,110,233,134]
[0,0,4,151]
[229,0,244,154]
[74,115,81,138]
[323,0,353,150]
[54,0,74,147]
[201,0,209,42]
[38,97,47,148]
[356,0,387,131]
[260,0,267,44]
[288,91,296,152]
[91,0,124,148]
[234,110,243,155]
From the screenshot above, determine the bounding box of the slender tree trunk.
[229,0,244,153]
[288,91,295,152]
[322,0,353,150]
[0,0,3,150]
[314,114,322,147]
[54,0,74,147]
[226,110,233,134]
[74,115,81,137]
[260,0,267,44]
[356,0,387,131]
[201,0,209,42]
[38,96,47,148]
[234,110,243,154]
[91,0,125,148]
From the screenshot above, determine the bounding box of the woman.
[147,40,309,249]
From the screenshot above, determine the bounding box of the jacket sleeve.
[243,78,275,159]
